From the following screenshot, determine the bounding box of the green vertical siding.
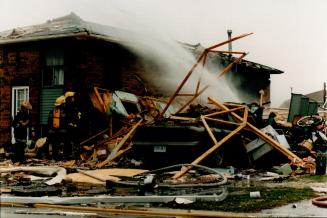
[40,88,64,125]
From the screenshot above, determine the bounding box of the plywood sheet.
[65,168,147,184]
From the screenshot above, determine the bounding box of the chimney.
[323,82,326,103]
[227,30,232,52]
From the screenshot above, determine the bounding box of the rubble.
[1,34,326,216]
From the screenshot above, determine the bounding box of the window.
[11,86,29,141]
[43,49,64,86]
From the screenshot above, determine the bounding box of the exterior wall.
[0,44,41,145]
[0,38,148,145]
[0,36,275,146]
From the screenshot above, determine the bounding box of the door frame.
[11,86,30,142]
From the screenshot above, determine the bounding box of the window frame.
[11,86,30,141]
[42,48,65,87]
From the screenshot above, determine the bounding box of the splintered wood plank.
[90,168,148,177]
[65,168,148,184]
[97,119,143,168]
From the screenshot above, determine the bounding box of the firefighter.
[12,101,34,163]
[64,91,81,159]
[47,96,67,160]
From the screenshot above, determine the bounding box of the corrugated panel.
[308,101,318,116]
[287,93,302,122]
[115,90,138,103]
[299,97,309,116]
[40,88,64,125]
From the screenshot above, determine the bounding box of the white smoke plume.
[91,3,241,104]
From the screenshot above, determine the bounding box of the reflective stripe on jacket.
[53,108,61,129]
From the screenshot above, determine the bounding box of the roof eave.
[0,32,122,45]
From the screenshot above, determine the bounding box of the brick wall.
[0,45,41,145]
[0,38,151,145]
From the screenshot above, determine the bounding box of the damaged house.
[0,12,283,146]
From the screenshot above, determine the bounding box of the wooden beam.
[204,106,244,117]
[195,50,209,94]
[77,169,106,182]
[207,33,253,51]
[204,117,241,126]
[201,116,218,144]
[158,33,253,119]
[172,124,245,179]
[208,97,302,162]
[171,102,249,179]
[223,102,244,107]
[209,50,246,55]
[158,52,207,119]
[94,87,107,113]
[80,128,109,146]
[242,107,249,125]
[174,85,209,114]
[169,116,198,122]
[96,146,132,168]
[177,93,196,96]
[218,53,247,78]
[33,203,254,218]
[97,119,143,168]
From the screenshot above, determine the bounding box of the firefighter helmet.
[64,91,75,98]
[54,96,66,106]
[21,101,32,110]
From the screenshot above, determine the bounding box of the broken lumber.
[97,119,143,168]
[172,107,249,179]
[204,106,245,117]
[106,146,132,163]
[172,118,246,179]
[80,128,109,146]
[208,97,302,162]
[158,33,253,119]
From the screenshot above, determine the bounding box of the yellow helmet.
[54,95,66,106]
[21,101,32,110]
[65,91,75,98]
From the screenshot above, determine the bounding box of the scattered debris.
[0,31,326,216]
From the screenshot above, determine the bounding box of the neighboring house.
[280,90,325,109]
[0,12,284,145]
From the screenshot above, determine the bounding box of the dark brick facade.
[0,44,41,145]
[0,37,147,145]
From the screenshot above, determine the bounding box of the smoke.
[90,3,241,104]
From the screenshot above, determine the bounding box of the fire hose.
[107,163,227,188]
[312,195,327,207]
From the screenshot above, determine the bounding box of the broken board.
[65,168,148,185]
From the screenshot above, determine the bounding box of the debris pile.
[1,33,326,216]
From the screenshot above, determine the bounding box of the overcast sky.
[1,0,327,106]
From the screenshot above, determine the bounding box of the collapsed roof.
[0,12,125,45]
[0,12,283,75]
[183,43,283,75]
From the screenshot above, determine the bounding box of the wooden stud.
[207,32,253,50]
[174,85,209,114]
[176,93,197,96]
[218,53,247,78]
[210,51,247,55]
[172,124,245,179]
[204,106,244,117]
[204,117,241,126]
[158,52,207,119]
[208,97,302,162]
[201,116,218,144]
[97,119,143,168]
[93,87,107,113]
[80,128,110,146]
[169,116,198,122]
[159,33,253,119]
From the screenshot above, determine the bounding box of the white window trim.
[11,86,29,143]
